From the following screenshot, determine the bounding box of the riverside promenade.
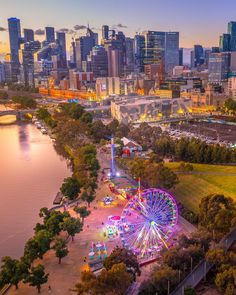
[7,149,196,295]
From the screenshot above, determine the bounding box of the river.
[0,123,71,260]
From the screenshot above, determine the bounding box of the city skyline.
[1,0,236,54]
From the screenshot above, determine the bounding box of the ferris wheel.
[120,188,178,257]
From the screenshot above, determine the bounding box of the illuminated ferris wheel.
[120,188,178,257]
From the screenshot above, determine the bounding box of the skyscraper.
[24,29,34,42]
[142,31,165,67]
[191,45,204,68]
[70,38,76,67]
[45,27,55,43]
[56,32,66,54]
[102,25,109,40]
[22,42,35,86]
[107,47,123,77]
[208,52,230,84]
[103,31,127,77]
[88,45,108,77]
[165,32,179,75]
[228,21,236,51]
[125,38,135,74]
[179,48,183,66]
[8,17,21,81]
[75,28,97,70]
[219,34,231,52]
[56,31,67,67]
[134,34,145,72]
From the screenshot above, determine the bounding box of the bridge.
[170,227,236,295]
[0,109,35,120]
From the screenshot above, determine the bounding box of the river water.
[0,123,70,260]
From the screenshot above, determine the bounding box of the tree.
[60,217,83,241]
[0,91,8,100]
[184,287,197,295]
[199,194,236,235]
[163,247,190,272]
[60,177,81,200]
[0,257,29,289]
[206,248,227,269]
[53,238,69,264]
[61,103,85,120]
[74,206,90,223]
[91,120,110,143]
[12,96,37,109]
[44,211,69,236]
[24,264,48,294]
[24,230,52,263]
[80,112,93,124]
[139,265,178,295]
[76,263,133,295]
[36,107,51,120]
[224,98,236,115]
[178,162,194,172]
[103,247,141,281]
[81,191,96,207]
[146,163,179,189]
[215,266,236,295]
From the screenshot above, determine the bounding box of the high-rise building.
[56,31,67,67]
[8,17,21,81]
[107,47,123,77]
[134,34,145,72]
[134,31,168,78]
[56,32,66,54]
[179,48,183,66]
[103,31,127,77]
[204,49,212,67]
[45,27,55,43]
[75,28,98,70]
[88,45,108,77]
[102,25,109,40]
[219,34,231,52]
[22,42,35,86]
[208,52,230,84]
[24,29,34,42]
[191,45,204,68]
[0,63,5,82]
[125,38,135,74]
[165,32,179,75]
[70,38,76,67]
[212,47,220,53]
[228,21,236,51]
[142,31,165,68]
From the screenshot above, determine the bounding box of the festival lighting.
[120,188,178,257]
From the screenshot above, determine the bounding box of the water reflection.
[18,124,30,155]
[0,124,70,260]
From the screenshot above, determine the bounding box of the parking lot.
[168,121,236,147]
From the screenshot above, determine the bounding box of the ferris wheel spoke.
[121,189,178,256]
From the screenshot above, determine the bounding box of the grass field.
[166,163,236,213]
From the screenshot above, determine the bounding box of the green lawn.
[167,163,236,213]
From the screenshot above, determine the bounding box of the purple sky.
[0,0,235,54]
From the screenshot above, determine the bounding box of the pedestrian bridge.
[0,109,35,120]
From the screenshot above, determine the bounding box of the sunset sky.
[1,0,236,54]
